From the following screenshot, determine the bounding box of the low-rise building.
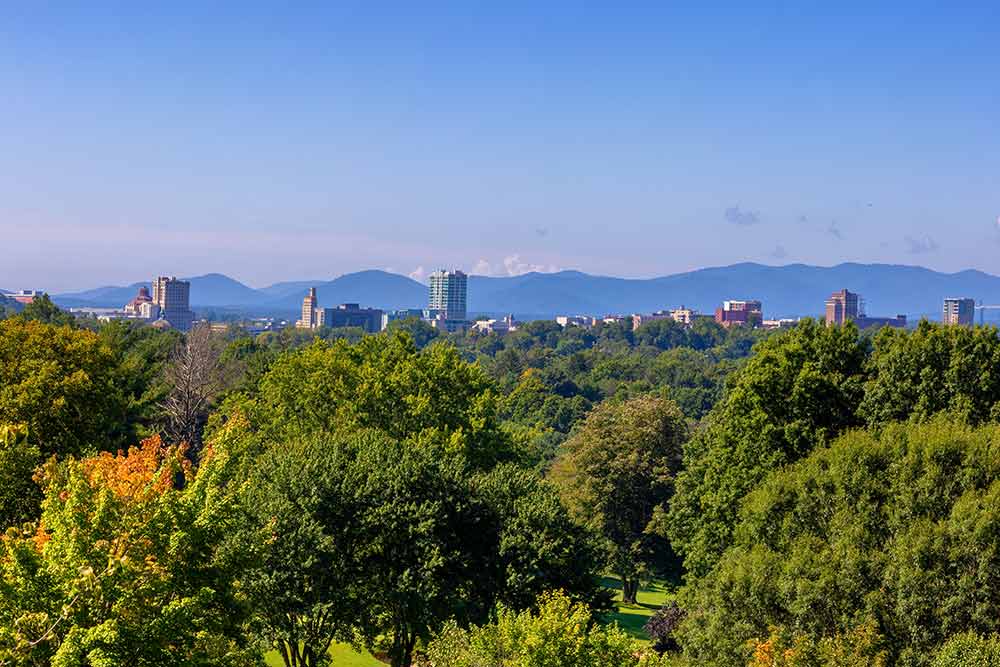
[669,306,698,325]
[319,303,384,333]
[472,315,516,334]
[763,318,799,329]
[555,315,596,328]
[8,290,41,304]
[715,300,763,327]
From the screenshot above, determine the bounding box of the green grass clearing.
[601,575,674,642]
[265,643,383,666]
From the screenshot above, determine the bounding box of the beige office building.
[151,276,194,332]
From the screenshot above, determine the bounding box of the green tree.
[423,590,665,667]
[96,319,181,438]
[385,317,439,348]
[241,435,366,667]
[473,464,613,615]
[933,633,1000,667]
[552,395,688,603]
[862,320,1000,426]
[677,419,1000,667]
[0,424,41,530]
[634,318,688,351]
[0,319,136,461]
[242,331,512,468]
[668,319,869,578]
[19,294,76,327]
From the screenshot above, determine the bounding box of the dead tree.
[160,324,235,458]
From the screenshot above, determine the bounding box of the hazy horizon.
[4,4,999,292]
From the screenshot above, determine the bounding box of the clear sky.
[3,2,999,291]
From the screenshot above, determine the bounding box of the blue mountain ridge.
[49,263,1000,320]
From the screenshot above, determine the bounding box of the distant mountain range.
[36,263,1000,321]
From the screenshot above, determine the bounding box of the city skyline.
[3,4,1000,290]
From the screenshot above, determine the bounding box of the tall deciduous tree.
[161,324,236,456]
[551,394,687,603]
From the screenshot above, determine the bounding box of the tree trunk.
[622,576,639,604]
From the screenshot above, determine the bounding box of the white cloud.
[502,254,559,276]
[408,266,426,282]
[472,259,492,275]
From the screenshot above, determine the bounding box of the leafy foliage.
[861,320,1000,426]
[678,420,1000,667]
[242,432,609,667]
[19,294,76,327]
[668,318,870,578]
[422,590,668,667]
[932,632,1000,667]
[0,319,137,461]
[232,331,513,468]
[746,623,887,667]
[0,424,40,530]
[0,436,255,666]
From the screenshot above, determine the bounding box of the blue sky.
[3,2,999,291]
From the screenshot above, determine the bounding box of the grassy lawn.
[264,643,383,666]
[601,575,674,642]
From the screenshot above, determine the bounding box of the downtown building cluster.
[13,272,995,336]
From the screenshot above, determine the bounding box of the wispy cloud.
[904,235,939,254]
[724,205,760,226]
[472,259,492,275]
[535,227,550,238]
[770,245,789,260]
[827,222,844,240]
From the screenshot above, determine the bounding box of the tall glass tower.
[428,270,467,321]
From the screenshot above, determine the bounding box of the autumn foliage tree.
[0,435,255,666]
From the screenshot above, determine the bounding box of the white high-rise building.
[428,270,468,322]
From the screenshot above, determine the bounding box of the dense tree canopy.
[0,319,137,460]
[668,319,870,577]
[229,331,513,468]
[678,420,1000,667]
